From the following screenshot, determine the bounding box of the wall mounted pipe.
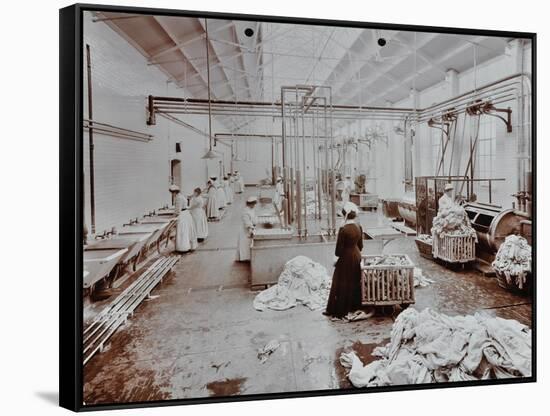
[86,44,96,234]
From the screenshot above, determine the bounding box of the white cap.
[444,183,454,191]
[343,201,359,214]
[246,196,258,203]
[169,184,180,192]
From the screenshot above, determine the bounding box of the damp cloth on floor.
[253,256,331,311]
[340,308,531,387]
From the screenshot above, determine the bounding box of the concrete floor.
[83,188,532,405]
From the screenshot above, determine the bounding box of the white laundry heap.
[492,235,532,289]
[413,268,434,288]
[431,205,476,238]
[253,256,331,311]
[340,308,531,387]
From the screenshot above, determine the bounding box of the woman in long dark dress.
[325,202,364,318]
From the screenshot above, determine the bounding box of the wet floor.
[83,188,532,405]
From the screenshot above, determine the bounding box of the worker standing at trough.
[173,187,198,253]
[206,180,219,220]
[189,187,208,242]
[273,176,283,208]
[439,183,455,212]
[224,175,234,205]
[324,202,364,318]
[236,196,258,262]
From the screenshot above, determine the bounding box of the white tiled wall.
[335,39,532,208]
[82,12,230,235]
[82,10,532,234]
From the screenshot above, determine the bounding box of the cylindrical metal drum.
[464,203,525,253]
[397,192,417,227]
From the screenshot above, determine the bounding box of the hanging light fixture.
[201,18,220,160]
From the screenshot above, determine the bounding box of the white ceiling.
[92,11,512,130]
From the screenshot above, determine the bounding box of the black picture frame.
[60,3,537,412]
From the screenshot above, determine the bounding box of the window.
[476,117,497,184]
[431,125,443,175]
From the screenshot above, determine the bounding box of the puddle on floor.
[334,338,390,389]
[206,377,247,396]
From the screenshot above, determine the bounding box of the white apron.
[438,194,453,212]
[189,195,208,239]
[273,182,283,207]
[231,177,240,193]
[217,184,227,208]
[175,202,198,253]
[206,186,219,219]
[236,207,256,261]
[224,180,234,204]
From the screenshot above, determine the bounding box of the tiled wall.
[82,10,532,234]
[335,39,532,208]
[82,12,230,235]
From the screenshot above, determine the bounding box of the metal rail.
[83,254,180,365]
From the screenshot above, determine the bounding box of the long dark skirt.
[325,223,363,318]
[325,255,362,318]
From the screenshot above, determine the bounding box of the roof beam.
[197,18,238,101]
[334,32,439,104]
[149,21,234,61]
[363,35,488,105]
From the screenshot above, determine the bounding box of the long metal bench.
[83,254,180,365]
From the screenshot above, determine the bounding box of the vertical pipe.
[85,44,96,234]
[281,89,291,226]
[329,90,336,235]
[295,87,300,229]
[312,105,320,220]
[271,136,275,183]
[205,19,214,153]
[324,100,330,233]
[230,140,234,174]
[302,99,308,236]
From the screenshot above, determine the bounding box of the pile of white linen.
[416,234,433,244]
[431,205,476,238]
[492,235,531,289]
[340,308,531,387]
[413,268,434,288]
[253,256,331,311]
[363,255,410,267]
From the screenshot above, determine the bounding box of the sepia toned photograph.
[60,4,535,410]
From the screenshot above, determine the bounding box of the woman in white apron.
[206,180,219,220]
[236,196,257,261]
[214,176,227,209]
[223,175,234,205]
[232,171,240,193]
[234,171,245,194]
[237,172,245,193]
[174,190,198,253]
[273,177,283,208]
[189,187,208,241]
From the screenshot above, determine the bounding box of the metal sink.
[83,247,128,289]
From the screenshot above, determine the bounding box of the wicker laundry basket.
[361,254,415,308]
[432,232,476,263]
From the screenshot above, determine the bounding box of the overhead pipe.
[83,119,153,142]
[86,44,96,234]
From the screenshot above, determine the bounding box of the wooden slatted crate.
[415,236,433,259]
[432,232,476,263]
[360,254,415,307]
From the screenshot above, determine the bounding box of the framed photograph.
[60,3,536,411]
